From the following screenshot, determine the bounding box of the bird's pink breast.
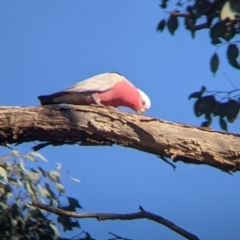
[94,80,141,110]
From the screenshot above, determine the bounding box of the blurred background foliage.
[0,148,94,240]
[157,0,240,130]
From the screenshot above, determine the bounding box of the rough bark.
[0,105,240,172]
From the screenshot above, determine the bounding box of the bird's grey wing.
[64,72,125,93]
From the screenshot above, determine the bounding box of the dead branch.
[0,105,240,172]
[30,201,200,240]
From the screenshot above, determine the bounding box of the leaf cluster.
[157,0,240,71]
[0,149,86,240]
[189,86,240,131]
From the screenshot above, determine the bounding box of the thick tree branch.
[0,105,240,172]
[30,201,200,240]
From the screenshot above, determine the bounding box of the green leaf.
[8,177,18,185]
[60,205,75,212]
[159,0,169,9]
[201,86,207,92]
[0,185,6,197]
[188,91,202,99]
[4,184,12,198]
[84,232,96,240]
[48,171,61,183]
[57,216,73,231]
[210,53,219,75]
[23,154,37,162]
[227,44,239,59]
[201,119,212,127]
[0,166,8,183]
[45,183,56,199]
[19,159,28,173]
[184,8,197,39]
[38,166,47,177]
[69,176,81,183]
[29,209,45,219]
[50,198,59,207]
[167,15,178,35]
[55,182,65,193]
[157,19,165,32]
[194,0,211,16]
[17,179,23,187]
[194,95,216,117]
[194,99,203,117]
[30,152,48,162]
[0,154,10,162]
[68,197,82,209]
[220,117,228,131]
[223,23,235,42]
[56,162,62,170]
[210,22,223,45]
[12,150,21,157]
[229,58,240,69]
[69,220,80,229]
[26,171,40,181]
[227,44,240,69]
[226,99,240,122]
[230,0,240,13]
[0,202,8,211]
[221,0,240,21]
[10,203,21,218]
[38,184,50,198]
[49,222,60,238]
[24,180,36,196]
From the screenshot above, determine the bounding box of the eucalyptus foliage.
[0,148,91,240]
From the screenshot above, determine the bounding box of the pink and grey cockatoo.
[38,72,151,114]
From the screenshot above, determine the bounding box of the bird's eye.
[141,100,146,106]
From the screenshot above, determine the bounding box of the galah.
[38,72,151,114]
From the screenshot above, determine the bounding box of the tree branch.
[30,201,200,240]
[169,11,211,31]
[0,105,240,172]
[108,231,134,240]
[169,11,189,17]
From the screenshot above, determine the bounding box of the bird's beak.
[136,108,145,115]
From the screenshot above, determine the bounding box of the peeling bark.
[0,105,240,172]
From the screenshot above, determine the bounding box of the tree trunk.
[0,105,240,172]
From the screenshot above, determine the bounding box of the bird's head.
[136,89,151,114]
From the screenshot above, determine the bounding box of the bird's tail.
[38,94,56,105]
[38,92,81,105]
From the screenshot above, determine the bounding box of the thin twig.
[158,155,176,171]
[223,72,237,89]
[0,142,13,150]
[108,231,134,240]
[169,11,189,17]
[192,22,210,31]
[30,201,200,240]
[206,89,240,94]
[169,11,210,31]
